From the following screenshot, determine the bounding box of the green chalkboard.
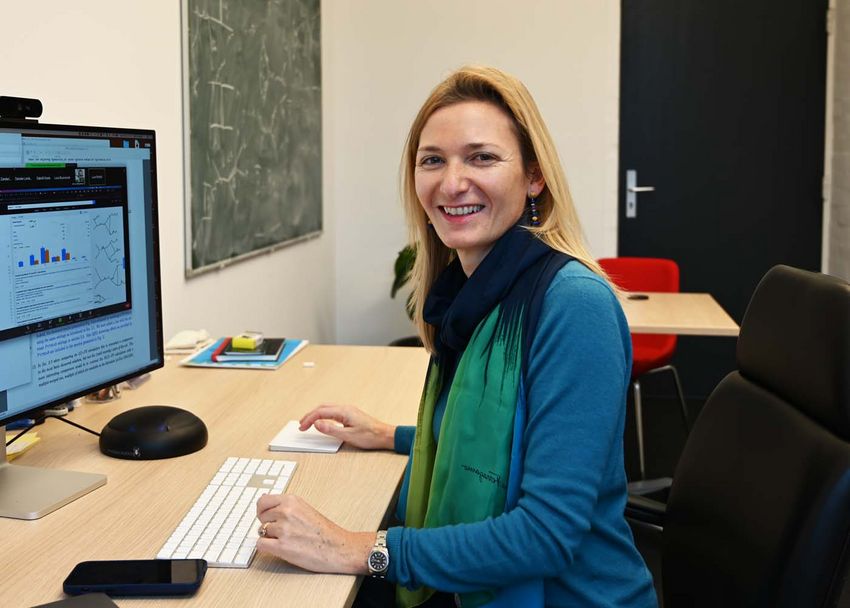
[183,0,322,275]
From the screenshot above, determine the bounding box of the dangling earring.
[528,192,540,227]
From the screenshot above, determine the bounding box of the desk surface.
[0,345,428,608]
[620,292,740,337]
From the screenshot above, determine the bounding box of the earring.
[528,192,540,227]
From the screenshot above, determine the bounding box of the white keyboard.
[156,456,296,568]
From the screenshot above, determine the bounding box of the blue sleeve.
[394,425,416,455]
[394,426,417,522]
[386,270,632,592]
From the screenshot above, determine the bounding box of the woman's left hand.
[255,493,375,574]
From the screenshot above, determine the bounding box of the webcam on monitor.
[0,96,43,121]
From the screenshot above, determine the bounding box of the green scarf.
[398,305,524,608]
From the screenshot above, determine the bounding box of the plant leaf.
[391,245,416,298]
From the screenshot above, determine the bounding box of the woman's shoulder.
[536,259,629,343]
[530,259,631,374]
[545,259,619,306]
[529,258,632,396]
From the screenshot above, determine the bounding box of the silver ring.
[259,522,270,537]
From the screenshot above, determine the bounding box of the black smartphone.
[63,559,207,597]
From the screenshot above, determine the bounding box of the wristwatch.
[367,530,390,578]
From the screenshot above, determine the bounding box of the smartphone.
[63,559,207,597]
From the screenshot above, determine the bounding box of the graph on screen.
[2,206,129,338]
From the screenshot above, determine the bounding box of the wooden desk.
[620,292,740,337]
[0,345,428,608]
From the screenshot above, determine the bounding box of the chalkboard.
[183,0,322,276]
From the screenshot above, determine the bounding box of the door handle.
[626,170,655,218]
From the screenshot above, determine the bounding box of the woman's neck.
[457,245,494,277]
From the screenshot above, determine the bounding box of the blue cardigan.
[387,262,657,607]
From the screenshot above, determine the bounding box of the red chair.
[598,257,689,479]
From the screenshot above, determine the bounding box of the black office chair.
[626,265,850,607]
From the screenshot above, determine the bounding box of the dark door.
[619,0,827,398]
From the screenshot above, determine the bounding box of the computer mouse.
[99,405,208,460]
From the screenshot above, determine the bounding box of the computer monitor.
[0,119,163,519]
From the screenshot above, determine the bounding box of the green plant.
[392,244,416,319]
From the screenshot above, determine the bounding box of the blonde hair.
[401,65,610,353]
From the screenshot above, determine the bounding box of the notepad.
[268,420,343,453]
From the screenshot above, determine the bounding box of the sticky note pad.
[268,420,343,453]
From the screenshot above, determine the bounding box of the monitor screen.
[0,122,163,426]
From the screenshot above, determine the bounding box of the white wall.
[0,1,336,344]
[829,0,850,281]
[326,0,621,345]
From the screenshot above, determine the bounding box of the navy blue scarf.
[423,222,572,371]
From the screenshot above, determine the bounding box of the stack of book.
[213,337,286,362]
[180,336,308,370]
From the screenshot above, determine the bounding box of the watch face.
[369,551,388,572]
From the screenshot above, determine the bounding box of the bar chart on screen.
[0,205,131,340]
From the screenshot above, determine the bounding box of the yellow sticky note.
[5,432,40,461]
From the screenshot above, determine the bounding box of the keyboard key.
[246,459,262,474]
[219,547,237,564]
[235,548,253,566]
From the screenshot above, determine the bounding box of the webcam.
[0,96,43,121]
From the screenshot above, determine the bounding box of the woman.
[256,66,657,608]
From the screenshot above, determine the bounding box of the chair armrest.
[625,494,667,528]
[628,477,672,496]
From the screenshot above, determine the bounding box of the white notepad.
[268,420,343,453]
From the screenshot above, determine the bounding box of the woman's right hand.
[299,404,396,451]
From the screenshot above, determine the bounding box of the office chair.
[598,257,688,479]
[626,265,850,607]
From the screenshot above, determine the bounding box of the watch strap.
[375,530,387,548]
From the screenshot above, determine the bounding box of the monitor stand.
[0,425,106,520]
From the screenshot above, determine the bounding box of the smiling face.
[414,101,544,276]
